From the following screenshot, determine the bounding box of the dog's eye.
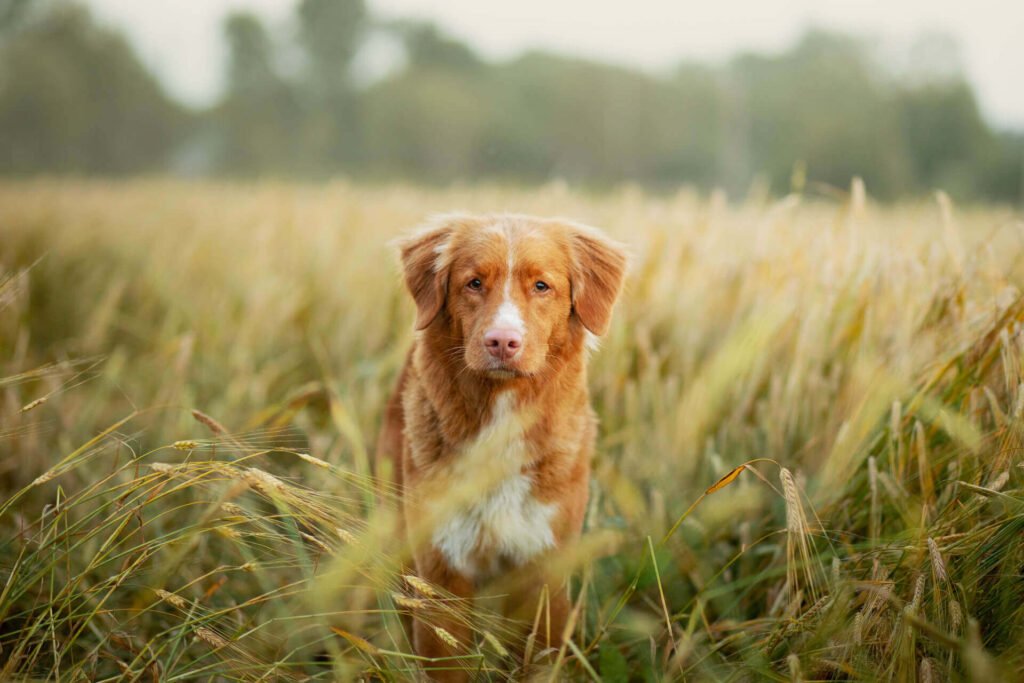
[534,281,549,292]
[467,278,483,291]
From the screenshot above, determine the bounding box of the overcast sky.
[85,0,1024,129]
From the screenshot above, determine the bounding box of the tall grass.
[0,179,1022,680]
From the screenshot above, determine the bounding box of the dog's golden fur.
[376,213,626,679]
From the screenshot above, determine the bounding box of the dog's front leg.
[412,547,475,682]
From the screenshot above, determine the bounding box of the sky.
[85,0,1024,129]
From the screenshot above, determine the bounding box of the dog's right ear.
[398,219,455,330]
[568,224,628,336]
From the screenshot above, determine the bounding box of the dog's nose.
[484,328,522,360]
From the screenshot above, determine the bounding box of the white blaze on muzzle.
[490,241,525,335]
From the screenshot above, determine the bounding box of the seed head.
[195,627,228,649]
[243,467,285,493]
[927,538,948,583]
[296,452,332,469]
[300,531,331,553]
[191,409,227,435]
[21,397,47,413]
[404,574,439,597]
[31,470,57,486]
[434,626,460,648]
[483,630,509,657]
[392,593,426,609]
[221,502,247,516]
[156,589,187,609]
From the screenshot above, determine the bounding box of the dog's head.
[399,214,627,379]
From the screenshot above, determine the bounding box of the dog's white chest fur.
[431,394,557,579]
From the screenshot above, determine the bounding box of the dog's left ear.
[399,221,454,330]
[569,225,628,336]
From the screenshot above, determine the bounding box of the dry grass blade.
[330,627,381,656]
[705,464,746,494]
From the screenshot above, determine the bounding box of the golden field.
[1,180,1022,681]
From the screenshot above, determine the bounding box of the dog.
[375,213,627,678]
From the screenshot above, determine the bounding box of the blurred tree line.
[1,0,1022,202]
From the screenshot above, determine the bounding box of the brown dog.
[376,213,626,678]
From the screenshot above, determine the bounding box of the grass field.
[1,179,1022,681]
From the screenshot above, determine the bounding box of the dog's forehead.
[451,216,567,270]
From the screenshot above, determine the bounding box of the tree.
[0,4,186,175]
[362,68,489,180]
[298,0,366,89]
[225,13,276,97]
[216,12,303,174]
[897,80,994,197]
[978,132,1024,205]
[480,53,724,186]
[395,21,481,72]
[295,0,368,170]
[728,31,913,198]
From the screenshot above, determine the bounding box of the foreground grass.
[0,179,1022,680]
